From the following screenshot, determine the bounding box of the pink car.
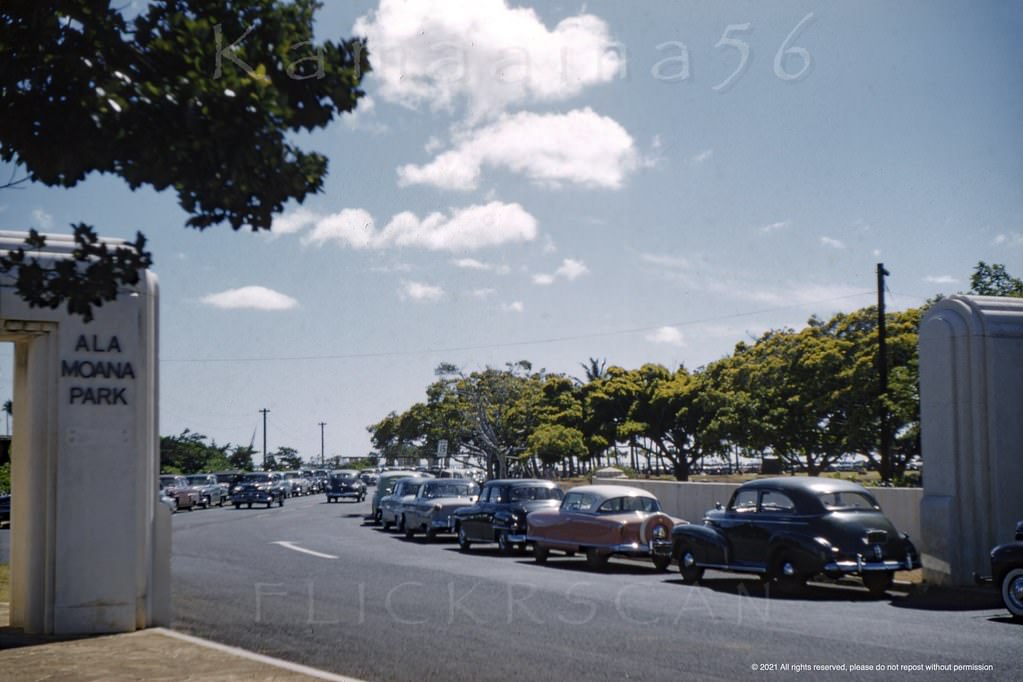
[527,485,683,571]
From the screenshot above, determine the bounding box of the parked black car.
[670,477,919,596]
[452,479,564,554]
[231,472,286,509]
[325,469,366,503]
[976,520,1023,620]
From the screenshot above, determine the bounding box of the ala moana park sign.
[0,230,167,634]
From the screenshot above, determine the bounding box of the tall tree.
[0,0,370,319]
[969,262,1023,297]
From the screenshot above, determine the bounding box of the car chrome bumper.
[824,558,913,573]
[506,533,527,543]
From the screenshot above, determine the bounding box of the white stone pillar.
[919,295,1023,585]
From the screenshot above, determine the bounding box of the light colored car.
[159,475,201,511]
[186,474,226,508]
[380,477,430,531]
[527,485,680,571]
[370,470,421,522]
[402,478,479,540]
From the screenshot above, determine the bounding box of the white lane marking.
[271,541,338,559]
[146,628,365,682]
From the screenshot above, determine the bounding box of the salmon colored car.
[527,485,683,571]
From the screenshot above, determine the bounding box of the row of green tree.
[160,431,302,474]
[368,263,1022,482]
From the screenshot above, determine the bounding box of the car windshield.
[186,476,207,485]
[399,482,423,496]
[817,491,880,511]
[509,486,563,502]
[597,496,661,513]
[423,483,476,499]
[242,474,269,483]
[159,476,175,487]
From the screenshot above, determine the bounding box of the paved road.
[168,493,1020,681]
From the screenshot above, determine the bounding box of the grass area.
[0,563,9,603]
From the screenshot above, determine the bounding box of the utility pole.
[260,408,270,470]
[876,263,891,483]
[319,422,326,467]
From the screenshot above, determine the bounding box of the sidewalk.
[0,604,363,682]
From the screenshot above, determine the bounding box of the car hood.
[516,500,562,514]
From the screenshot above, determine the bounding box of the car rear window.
[597,496,661,513]
[817,491,880,511]
[509,486,564,502]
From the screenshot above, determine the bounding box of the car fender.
[671,524,728,564]
[766,531,829,571]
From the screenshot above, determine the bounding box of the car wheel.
[426,528,438,541]
[1000,568,1023,619]
[677,545,704,584]
[202,496,210,509]
[772,551,806,592]
[534,543,549,564]
[458,526,471,552]
[862,571,893,597]
[652,554,671,572]
[383,519,393,531]
[247,503,252,509]
[496,530,511,555]
[398,515,406,534]
[278,496,284,507]
[266,501,272,509]
[233,503,241,509]
[373,509,382,524]
[585,548,608,570]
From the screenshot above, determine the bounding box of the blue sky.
[1,1,1021,462]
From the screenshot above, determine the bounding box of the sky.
[1,0,1021,463]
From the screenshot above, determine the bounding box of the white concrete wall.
[1,232,165,634]
[593,478,923,542]
[919,295,1023,585]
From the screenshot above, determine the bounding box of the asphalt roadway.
[0,494,1018,681]
[162,493,1019,681]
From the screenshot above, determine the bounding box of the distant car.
[359,471,378,486]
[402,478,480,539]
[527,485,679,571]
[157,485,176,514]
[670,477,920,596]
[0,494,11,527]
[379,476,430,530]
[186,474,226,508]
[325,469,366,503]
[282,471,311,496]
[159,475,201,511]
[211,471,243,500]
[975,520,1023,620]
[231,472,286,509]
[452,479,564,554]
[370,470,421,522]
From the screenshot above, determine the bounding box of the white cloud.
[761,220,790,233]
[555,258,589,280]
[453,258,510,274]
[532,273,556,286]
[640,253,690,269]
[293,201,537,252]
[689,149,713,166]
[993,232,1023,247]
[533,258,589,285]
[400,281,444,302]
[303,208,376,248]
[342,95,386,133]
[398,108,638,191]
[353,0,624,119]
[502,301,525,313]
[924,275,959,284]
[201,286,298,311]
[646,326,685,347]
[821,236,846,249]
[272,206,320,236]
[471,288,497,299]
[32,209,53,230]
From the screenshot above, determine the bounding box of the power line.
[160,291,873,365]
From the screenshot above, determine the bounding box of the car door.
[714,488,763,565]
[481,485,505,541]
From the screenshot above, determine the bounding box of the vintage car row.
[401,478,480,539]
[367,474,924,594]
[670,477,920,595]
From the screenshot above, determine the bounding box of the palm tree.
[578,357,608,383]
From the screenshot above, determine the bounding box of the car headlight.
[652,525,668,540]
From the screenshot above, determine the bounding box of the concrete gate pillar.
[918,294,1023,586]
[0,230,168,633]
